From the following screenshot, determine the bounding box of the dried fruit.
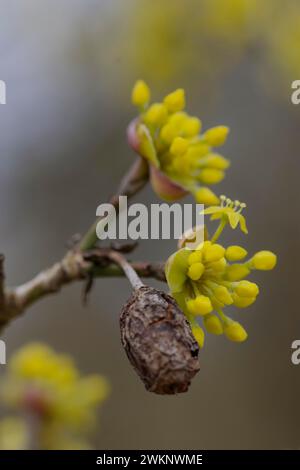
[120,286,200,394]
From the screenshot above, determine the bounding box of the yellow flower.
[165,198,276,345]
[202,195,248,234]
[0,343,110,434]
[128,80,230,203]
[9,343,78,386]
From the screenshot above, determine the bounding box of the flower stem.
[216,309,229,325]
[107,251,144,290]
[211,217,226,244]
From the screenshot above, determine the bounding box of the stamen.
[220,195,226,207]
[233,200,240,210]
[237,202,246,213]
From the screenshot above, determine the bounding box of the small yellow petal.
[239,215,248,234]
[227,211,240,229]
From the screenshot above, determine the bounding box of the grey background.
[0,0,299,449]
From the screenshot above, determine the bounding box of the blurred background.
[0,0,299,449]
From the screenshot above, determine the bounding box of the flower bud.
[235,280,259,298]
[150,166,187,201]
[224,321,248,342]
[187,295,213,316]
[188,251,203,265]
[225,245,248,261]
[195,187,220,205]
[225,264,250,281]
[163,89,185,112]
[120,286,200,394]
[232,293,256,308]
[214,285,233,305]
[204,244,225,263]
[131,80,150,107]
[187,262,205,281]
[182,117,201,137]
[127,118,141,154]
[199,168,225,185]
[204,153,230,169]
[144,103,168,127]
[203,314,223,335]
[252,251,277,270]
[191,325,205,348]
[204,126,229,146]
[170,137,189,156]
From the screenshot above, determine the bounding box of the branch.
[79,157,149,251]
[0,249,166,333]
[101,250,144,290]
[0,157,152,333]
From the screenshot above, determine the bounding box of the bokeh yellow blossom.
[0,343,109,450]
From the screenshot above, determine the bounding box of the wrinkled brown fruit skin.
[120,286,200,394]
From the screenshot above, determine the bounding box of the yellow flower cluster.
[0,343,109,449]
[129,80,230,204]
[166,197,276,347]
